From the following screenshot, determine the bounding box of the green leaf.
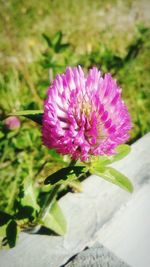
[40,200,67,235]
[16,178,40,214]
[90,156,110,169]
[0,131,4,139]
[55,43,70,53]
[44,166,85,185]
[112,144,131,162]
[90,144,131,167]
[21,183,40,212]
[90,166,133,193]
[0,225,8,248]
[42,33,52,47]
[0,225,6,239]
[48,149,64,162]
[8,110,43,124]
[12,130,32,149]
[6,220,18,248]
[0,211,12,226]
[52,31,63,47]
[15,206,34,220]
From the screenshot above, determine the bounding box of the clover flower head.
[42,66,131,161]
[5,116,21,130]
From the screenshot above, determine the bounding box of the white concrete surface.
[91,182,150,267]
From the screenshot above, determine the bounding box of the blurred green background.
[0,0,150,212]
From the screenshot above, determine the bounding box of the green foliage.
[6,220,18,248]
[0,172,67,247]
[0,114,66,247]
[90,166,133,193]
[0,211,12,226]
[89,144,133,192]
[42,31,70,53]
[15,206,34,220]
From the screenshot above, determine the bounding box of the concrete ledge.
[64,243,130,267]
[91,182,150,267]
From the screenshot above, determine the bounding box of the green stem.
[69,159,77,167]
[38,159,77,222]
